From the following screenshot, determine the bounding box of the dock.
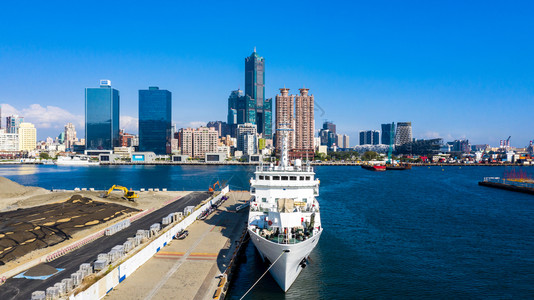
[479,177,534,195]
[105,191,250,300]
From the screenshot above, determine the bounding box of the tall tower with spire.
[244,48,272,139]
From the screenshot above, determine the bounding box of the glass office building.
[139,87,172,154]
[85,80,120,150]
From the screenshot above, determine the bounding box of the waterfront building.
[85,80,120,150]
[179,127,218,158]
[0,129,19,151]
[119,129,137,147]
[18,122,37,151]
[381,122,396,145]
[138,87,172,155]
[395,122,412,146]
[6,115,24,134]
[237,123,258,154]
[64,123,77,150]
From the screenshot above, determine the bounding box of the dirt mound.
[0,195,139,264]
[24,263,58,276]
[0,177,46,198]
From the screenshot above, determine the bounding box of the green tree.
[361,151,378,161]
[40,152,51,160]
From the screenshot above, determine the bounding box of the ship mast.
[278,124,292,170]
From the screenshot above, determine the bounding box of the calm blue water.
[1,165,533,299]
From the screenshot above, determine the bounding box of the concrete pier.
[105,191,250,300]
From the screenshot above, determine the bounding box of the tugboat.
[361,163,387,171]
[247,128,322,292]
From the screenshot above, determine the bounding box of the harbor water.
[1,165,533,299]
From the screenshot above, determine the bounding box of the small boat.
[386,164,412,170]
[361,164,386,171]
[175,229,189,240]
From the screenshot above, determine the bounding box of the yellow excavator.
[100,185,138,201]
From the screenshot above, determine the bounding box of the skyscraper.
[275,87,315,159]
[275,88,295,149]
[85,80,120,150]
[381,122,396,145]
[64,123,77,150]
[18,122,36,151]
[395,122,412,146]
[6,115,24,134]
[294,88,314,158]
[138,87,172,154]
[244,49,272,139]
[323,121,336,134]
[360,130,380,145]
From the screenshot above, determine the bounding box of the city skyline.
[0,2,533,146]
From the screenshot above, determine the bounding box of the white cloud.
[422,131,442,139]
[1,103,83,130]
[120,115,138,133]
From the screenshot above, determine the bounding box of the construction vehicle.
[100,185,138,201]
[208,181,220,192]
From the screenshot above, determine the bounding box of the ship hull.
[248,228,322,292]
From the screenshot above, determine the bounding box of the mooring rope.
[239,249,289,300]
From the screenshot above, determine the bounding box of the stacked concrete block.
[61,278,74,292]
[93,260,107,272]
[54,282,66,296]
[184,206,195,216]
[31,291,46,300]
[46,286,59,299]
[79,263,93,277]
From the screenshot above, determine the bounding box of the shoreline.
[0,161,531,167]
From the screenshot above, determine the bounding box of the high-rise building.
[6,115,24,134]
[0,129,18,151]
[395,122,412,146]
[85,80,120,150]
[179,127,218,158]
[138,87,172,155]
[275,88,295,149]
[18,122,36,151]
[359,130,380,145]
[275,88,315,159]
[244,49,272,139]
[343,134,350,148]
[294,88,314,158]
[323,121,336,134]
[207,121,228,138]
[381,122,396,145]
[64,123,77,150]
[237,123,257,154]
[178,128,193,157]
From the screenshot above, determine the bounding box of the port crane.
[100,185,138,201]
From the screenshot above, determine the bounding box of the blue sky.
[0,1,533,147]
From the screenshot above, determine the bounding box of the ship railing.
[484,177,534,188]
[255,165,314,172]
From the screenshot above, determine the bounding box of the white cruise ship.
[248,129,322,292]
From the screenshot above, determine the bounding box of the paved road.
[0,192,211,300]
